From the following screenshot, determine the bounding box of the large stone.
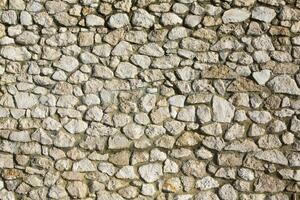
[14,92,38,109]
[132,9,155,28]
[212,96,235,123]
[0,154,13,168]
[267,75,300,95]
[67,181,88,198]
[108,13,130,28]
[138,163,163,183]
[252,6,276,23]
[1,46,31,61]
[53,56,79,72]
[222,8,251,23]
[255,149,288,165]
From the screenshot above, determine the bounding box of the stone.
[196,176,219,190]
[115,62,138,79]
[252,6,276,23]
[14,92,38,109]
[67,181,88,198]
[196,105,211,123]
[222,9,251,23]
[139,163,163,183]
[93,44,112,57]
[86,14,105,26]
[54,132,76,148]
[108,13,130,28]
[224,123,245,141]
[248,111,272,124]
[123,123,144,140]
[161,13,183,25]
[255,149,288,165]
[177,106,196,122]
[1,46,31,61]
[73,158,96,172]
[254,174,286,193]
[132,9,155,28]
[9,0,25,10]
[212,96,235,123]
[53,56,79,72]
[54,12,78,26]
[252,70,271,85]
[218,184,238,200]
[182,160,206,178]
[64,119,88,134]
[268,75,300,95]
[0,154,14,168]
[201,123,222,136]
[139,43,164,57]
[16,31,40,45]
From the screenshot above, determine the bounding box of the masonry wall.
[0,0,299,199]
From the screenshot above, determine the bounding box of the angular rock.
[222,8,251,23]
[212,96,235,123]
[267,75,300,95]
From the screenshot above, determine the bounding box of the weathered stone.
[212,96,235,123]
[268,75,300,95]
[252,6,276,23]
[139,163,163,183]
[108,13,130,28]
[1,46,31,61]
[222,9,251,23]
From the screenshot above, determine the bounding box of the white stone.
[252,6,276,23]
[222,8,250,23]
[53,56,79,72]
[108,13,130,28]
[212,96,235,123]
[139,163,163,183]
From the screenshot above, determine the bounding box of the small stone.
[139,163,163,183]
[222,8,251,23]
[168,95,186,107]
[182,160,206,178]
[252,6,276,23]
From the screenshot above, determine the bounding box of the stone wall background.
[0,0,299,199]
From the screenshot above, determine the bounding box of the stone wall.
[0,0,299,199]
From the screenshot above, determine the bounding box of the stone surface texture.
[0,0,299,199]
